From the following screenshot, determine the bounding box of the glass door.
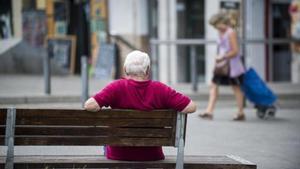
[271,0,292,81]
[177,0,205,83]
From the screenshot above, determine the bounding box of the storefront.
[25,0,108,74]
[247,0,293,82]
[151,0,296,84]
[1,0,109,74]
[0,0,13,39]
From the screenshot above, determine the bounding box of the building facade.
[144,0,294,84]
[1,0,296,84]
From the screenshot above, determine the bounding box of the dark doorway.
[177,0,205,83]
[68,0,90,73]
[272,1,291,81]
[0,0,13,39]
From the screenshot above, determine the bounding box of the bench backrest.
[12,108,185,147]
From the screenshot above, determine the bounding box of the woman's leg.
[205,82,219,114]
[232,85,245,116]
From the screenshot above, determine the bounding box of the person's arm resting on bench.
[181,100,197,114]
[84,98,100,112]
[84,98,196,113]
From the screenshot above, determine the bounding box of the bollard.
[43,53,51,95]
[150,44,159,81]
[190,46,198,92]
[81,56,89,108]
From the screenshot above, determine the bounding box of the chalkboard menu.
[46,36,76,74]
[94,43,116,79]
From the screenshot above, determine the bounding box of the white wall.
[205,0,219,84]
[0,38,21,55]
[158,0,177,84]
[12,0,22,38]
[108,0,148,35]
[169,0,178,84]
[245,0,266,80]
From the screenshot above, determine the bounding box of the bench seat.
[1,155,256,169]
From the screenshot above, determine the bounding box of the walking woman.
[199,12,245,121]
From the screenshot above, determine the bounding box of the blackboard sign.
[46,36,76,74]
[94,43,116,79]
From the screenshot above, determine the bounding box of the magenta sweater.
[93,78,190,161]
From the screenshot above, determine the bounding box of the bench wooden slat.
[15,126,172,138]
[16,117,174,127]
[16,109,174,119]
[11,155,256,169]
[14,137,173,146]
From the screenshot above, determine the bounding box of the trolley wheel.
[256,110,266,119]
[266,107,276,117]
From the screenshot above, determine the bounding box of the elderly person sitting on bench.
[84,50,197,161]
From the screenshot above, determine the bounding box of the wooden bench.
[1,108,257,169]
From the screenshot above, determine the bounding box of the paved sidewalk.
[0,75,109,104]
[1,75,300,108]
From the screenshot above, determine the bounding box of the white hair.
[124,50,150,76]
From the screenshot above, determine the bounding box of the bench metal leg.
[175,113,186,169]
[176,137,185,169]
[5,107,16,169]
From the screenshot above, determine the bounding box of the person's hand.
[215,55,225,63]
[84,98,100,112]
